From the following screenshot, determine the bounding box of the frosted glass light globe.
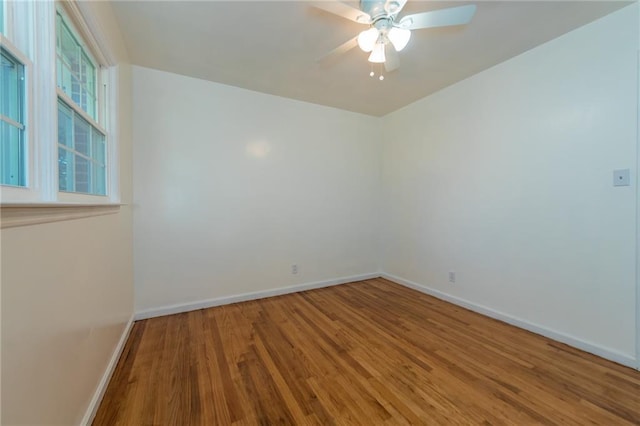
[387,27,411,51]
[358,28,379,53]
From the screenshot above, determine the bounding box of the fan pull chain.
[369,64,385,81]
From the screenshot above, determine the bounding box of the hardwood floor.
[94,278,640,425]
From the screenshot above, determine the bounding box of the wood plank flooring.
[94,278,640,425]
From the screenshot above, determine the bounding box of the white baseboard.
[81,314,135,426]
[134,273,381,321]
[382,273,638,369]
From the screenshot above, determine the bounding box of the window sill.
[1,203,123,229]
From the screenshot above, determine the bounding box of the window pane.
[92,128,106,195]
[1,48,24,123]
[60,24,78,71]
[56,11,97,120]
[58,62,75,102]
[1,120,25,186]
[56,13,78,104]
[58,147,75,192]
[92,127,105,164]
[74,114,90,156]
[74,155,89,193]
[93,164,105,195]
[58,101,73,147]
[80,51,95,117]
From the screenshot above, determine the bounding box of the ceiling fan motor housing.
[374,18,392,33]
[360,0,400,20]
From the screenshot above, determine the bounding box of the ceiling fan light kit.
[357,27,379,52]
[369,41,386,63]
[315,1,477,75]
[387,27,410,51]
[358,26,410,56]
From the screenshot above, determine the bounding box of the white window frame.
[0,0,120,206]
[56,5,110,201]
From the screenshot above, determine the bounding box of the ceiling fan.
[315,0,477,73]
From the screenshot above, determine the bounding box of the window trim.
[0,202,122,228]
[62,1,115,68]
[1,0,14,40]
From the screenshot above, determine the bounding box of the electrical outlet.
[448,271,456,283]
[291,264,298,275]
[613,169,630,187]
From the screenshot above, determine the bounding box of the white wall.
[381,4,638,364]
[636,0,640,370]
[133,67,381,313]
[0,3,134,424]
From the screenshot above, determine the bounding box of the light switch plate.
[613,169,630,187]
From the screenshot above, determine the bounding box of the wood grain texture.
[94,278,640,425]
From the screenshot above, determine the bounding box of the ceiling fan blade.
[384,44,400,72]
[317,36,359,68]
[399,4,477,30]
[312,2,371,24]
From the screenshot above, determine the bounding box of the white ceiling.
[111,1,630,116]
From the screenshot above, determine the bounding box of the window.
[56,9,107,196]
[58,100,106,195]
[0,0,4,35]
[0,0,118,205]
[1,47,26,186]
